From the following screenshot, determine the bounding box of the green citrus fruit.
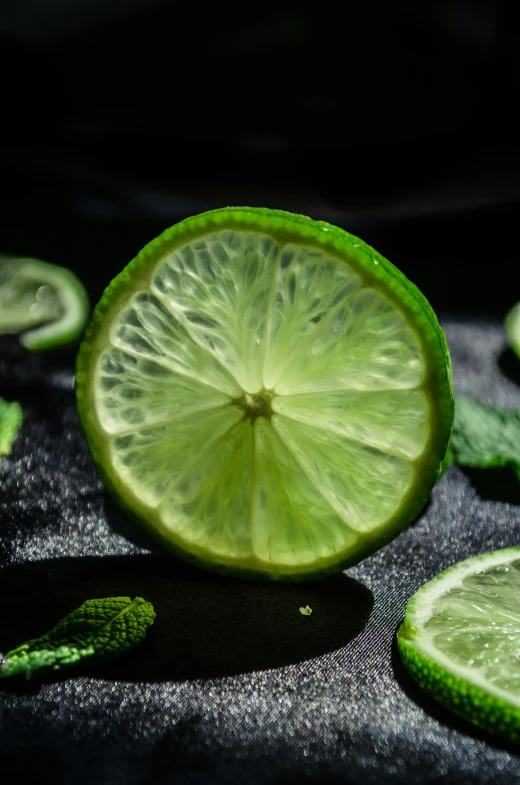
[398,548,520,744]
[76,207,453,581]
[505,302,520,360]
[0,255,89,350]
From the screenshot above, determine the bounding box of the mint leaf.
[0,397,23,457]
[450,396,520,479]
[0,597,155,679]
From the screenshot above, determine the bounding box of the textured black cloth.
[1,320,520,785]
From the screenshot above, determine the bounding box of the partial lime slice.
[505,302,520,359]
[0,256,89,350]
[76,207,453,581]
[398,549,520,744]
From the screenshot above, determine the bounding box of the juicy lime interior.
[0,256,89,350]
[423,559,520,697]
[0,258,63,334]
[78,209,452,579]
[398,549,520,742]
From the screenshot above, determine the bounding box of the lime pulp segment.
[77,208,453,579]
[398,549,520,742]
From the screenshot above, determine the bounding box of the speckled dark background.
[1,319,520,785]
[3,0,520,779]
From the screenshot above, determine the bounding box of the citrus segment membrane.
[420,557,520,698]
[262,243,362,389]
[159,419,256,560]
[108,292,241,397]
[272,389,429,460]
[151,231,279,393]
[275,287,425,395]
[252,418,357,565]
[78,209,453,579]
[273,416,413,531]
[110,406,243,509]
[97,230,427,566]
[96,346,232,434]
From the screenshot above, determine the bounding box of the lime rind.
[0,256,89,350]
[398,548,520,743]
[402,547,520,628]
[76,207,454,581]
[398,635,520,744]
[505,302,520,360]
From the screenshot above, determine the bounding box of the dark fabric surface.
[1,319,520,785]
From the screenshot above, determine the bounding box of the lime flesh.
[398,549,520,743]
[0,256,89,350]
[76,208,453,581]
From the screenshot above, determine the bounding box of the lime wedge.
[398,549,520,743]
[0,256,89,350]
[505,302,520,360]
[76,207,453,580]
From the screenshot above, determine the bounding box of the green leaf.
[0,597,155,679]
[0,397,23,457]
[450,396,520,479]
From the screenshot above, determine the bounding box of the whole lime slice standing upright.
[76,207,453,581]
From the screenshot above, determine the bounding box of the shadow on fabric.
[0,554,372,686]
[461,466,520,505]
[498,348,520,387]
[103,493,166,552]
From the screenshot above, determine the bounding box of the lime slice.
[0,256,89,350]
[505,302,520,359]
[76,207,453,581]
[398,549,520,743]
